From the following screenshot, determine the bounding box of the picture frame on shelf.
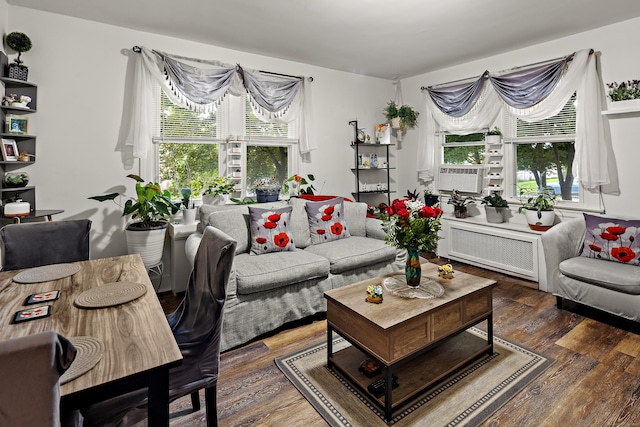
[375,123,390,144]
[5,116,28,134]
[1,139,19,161]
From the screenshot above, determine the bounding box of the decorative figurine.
[366,284,383,303]
[438,264,454,279]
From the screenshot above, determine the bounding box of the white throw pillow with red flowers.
[305,197,350,244]
[249,206,295,255]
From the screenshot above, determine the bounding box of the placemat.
[75,281,147,308]
[60,336,103,384]
[13,263,81,284]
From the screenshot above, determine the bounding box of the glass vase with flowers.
[381,193,443,292]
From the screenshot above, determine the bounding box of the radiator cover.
[447,223,539,281]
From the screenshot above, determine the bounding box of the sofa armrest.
[365,217,386,240]
[541,217,585,294]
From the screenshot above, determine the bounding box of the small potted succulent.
[481,192,509,223]
[447,189,475,218]
[5,32,32,81]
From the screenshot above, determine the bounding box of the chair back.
[1,219,92,270]
[166,226,237,391]
[0,331,77,426]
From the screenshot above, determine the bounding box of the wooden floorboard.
[158,258,640,426]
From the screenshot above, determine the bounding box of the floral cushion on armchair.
[249,206,295,255]
[306,197,350,244]
[580,213,640,265]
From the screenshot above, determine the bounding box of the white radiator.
[445,222,539,281]
[438,165,485,194]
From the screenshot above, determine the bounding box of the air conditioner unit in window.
[438,165,486,194]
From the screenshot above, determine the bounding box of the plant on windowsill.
[201,174,236,205]
[252,177,281,203]
[423,184,439,207]
[481,192,509,223]
[447,189,475,218]
[89,174,180,267]
[606,80,640,112]
[485,126,502,144]
[283,174,316,196]
[517,187,557,231]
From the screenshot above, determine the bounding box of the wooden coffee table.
[324,263,496,421]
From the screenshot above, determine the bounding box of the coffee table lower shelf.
[329,330,492,416]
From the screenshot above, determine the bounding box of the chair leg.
[204,385,218,427]
[190,391,201,412]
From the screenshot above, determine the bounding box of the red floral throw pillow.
[249,206,295,255]
[306,197,350,244]
[580,213,640,265]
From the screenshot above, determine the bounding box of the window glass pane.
[443,133,485,165]
[516,141,577,201]
[160,91,217,138]
[159,143,219,199]
[246,146,289,193]
[245,96,288,137]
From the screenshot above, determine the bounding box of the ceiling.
[7,0,640,79]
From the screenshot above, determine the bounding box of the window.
[153,89,297,200]
[443,133,486,165]
[506,94,578,202]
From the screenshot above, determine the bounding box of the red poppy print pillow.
[306,197,350,244]
[580,213,640,265]
[249,206,295,255]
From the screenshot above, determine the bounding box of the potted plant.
[283,174,315,197]
[423,185,439,207]
[252,177,281,203]
[201,174,236,205]
[518,188,557,231]
[384,101,420,132]
[481,192,509,223]
[485,126,502,145]
[180,188,197,225]
[89,174,180,267]
[447,189,475,218]
[606,80,640,111]
[5,32,32,81]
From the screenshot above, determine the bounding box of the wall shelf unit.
[484,135,504,194]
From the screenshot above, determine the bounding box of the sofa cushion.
[303,236,398,274]
[306,197,350,244]
[581,213,640,265]
[249,206,295,255]
[206,208,250,254]
[559,257,640,295]
[344,201,367,237]
[287,197,312,248]
[233,250,330,295]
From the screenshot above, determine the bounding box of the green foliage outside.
[443,133,485,164]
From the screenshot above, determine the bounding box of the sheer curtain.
[418,49,610,190]
[117,46,316,160]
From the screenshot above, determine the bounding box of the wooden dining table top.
[0,254,183,397]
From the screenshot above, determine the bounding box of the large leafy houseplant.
[384,101,420,131]
[89,174,180,229]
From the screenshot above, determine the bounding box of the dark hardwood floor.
[158,258,640,426]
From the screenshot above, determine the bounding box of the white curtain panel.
[118,46,315,161]
[417,49,610,189]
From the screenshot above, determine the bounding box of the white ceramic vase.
[182,207,198,225]
[524,209,555,231]
[125,223,168,268]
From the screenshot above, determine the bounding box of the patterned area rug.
[275,328,554,426]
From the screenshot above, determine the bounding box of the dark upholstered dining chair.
[0,331,77,426]
[0,219,92,271]
[80,226,236,427]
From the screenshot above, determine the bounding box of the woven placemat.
[75,281,147,308]
[60,336,103,384]
[13,263,81,284]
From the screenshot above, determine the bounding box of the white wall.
[0,1,8,40]
[5,6,395,258]
[399,17,640,219]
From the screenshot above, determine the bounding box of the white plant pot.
[202,194,227,205]
[390,117,401,129]
[182,207,198,225]
[125,223,168,268]
[524,209,555,231]
[485,135,502,145]
[485,206,505,223]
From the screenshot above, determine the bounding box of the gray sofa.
[541,216,640,322]
[185,197,406,351]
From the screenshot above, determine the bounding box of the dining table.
[0,254,183,426]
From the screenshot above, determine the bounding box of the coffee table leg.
[487,313,494,355]
[327,325,333,367]
[384,367,393,420]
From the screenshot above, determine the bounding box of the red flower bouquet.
[380,196,443,252]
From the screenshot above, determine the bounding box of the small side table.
[146,261,164,293]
